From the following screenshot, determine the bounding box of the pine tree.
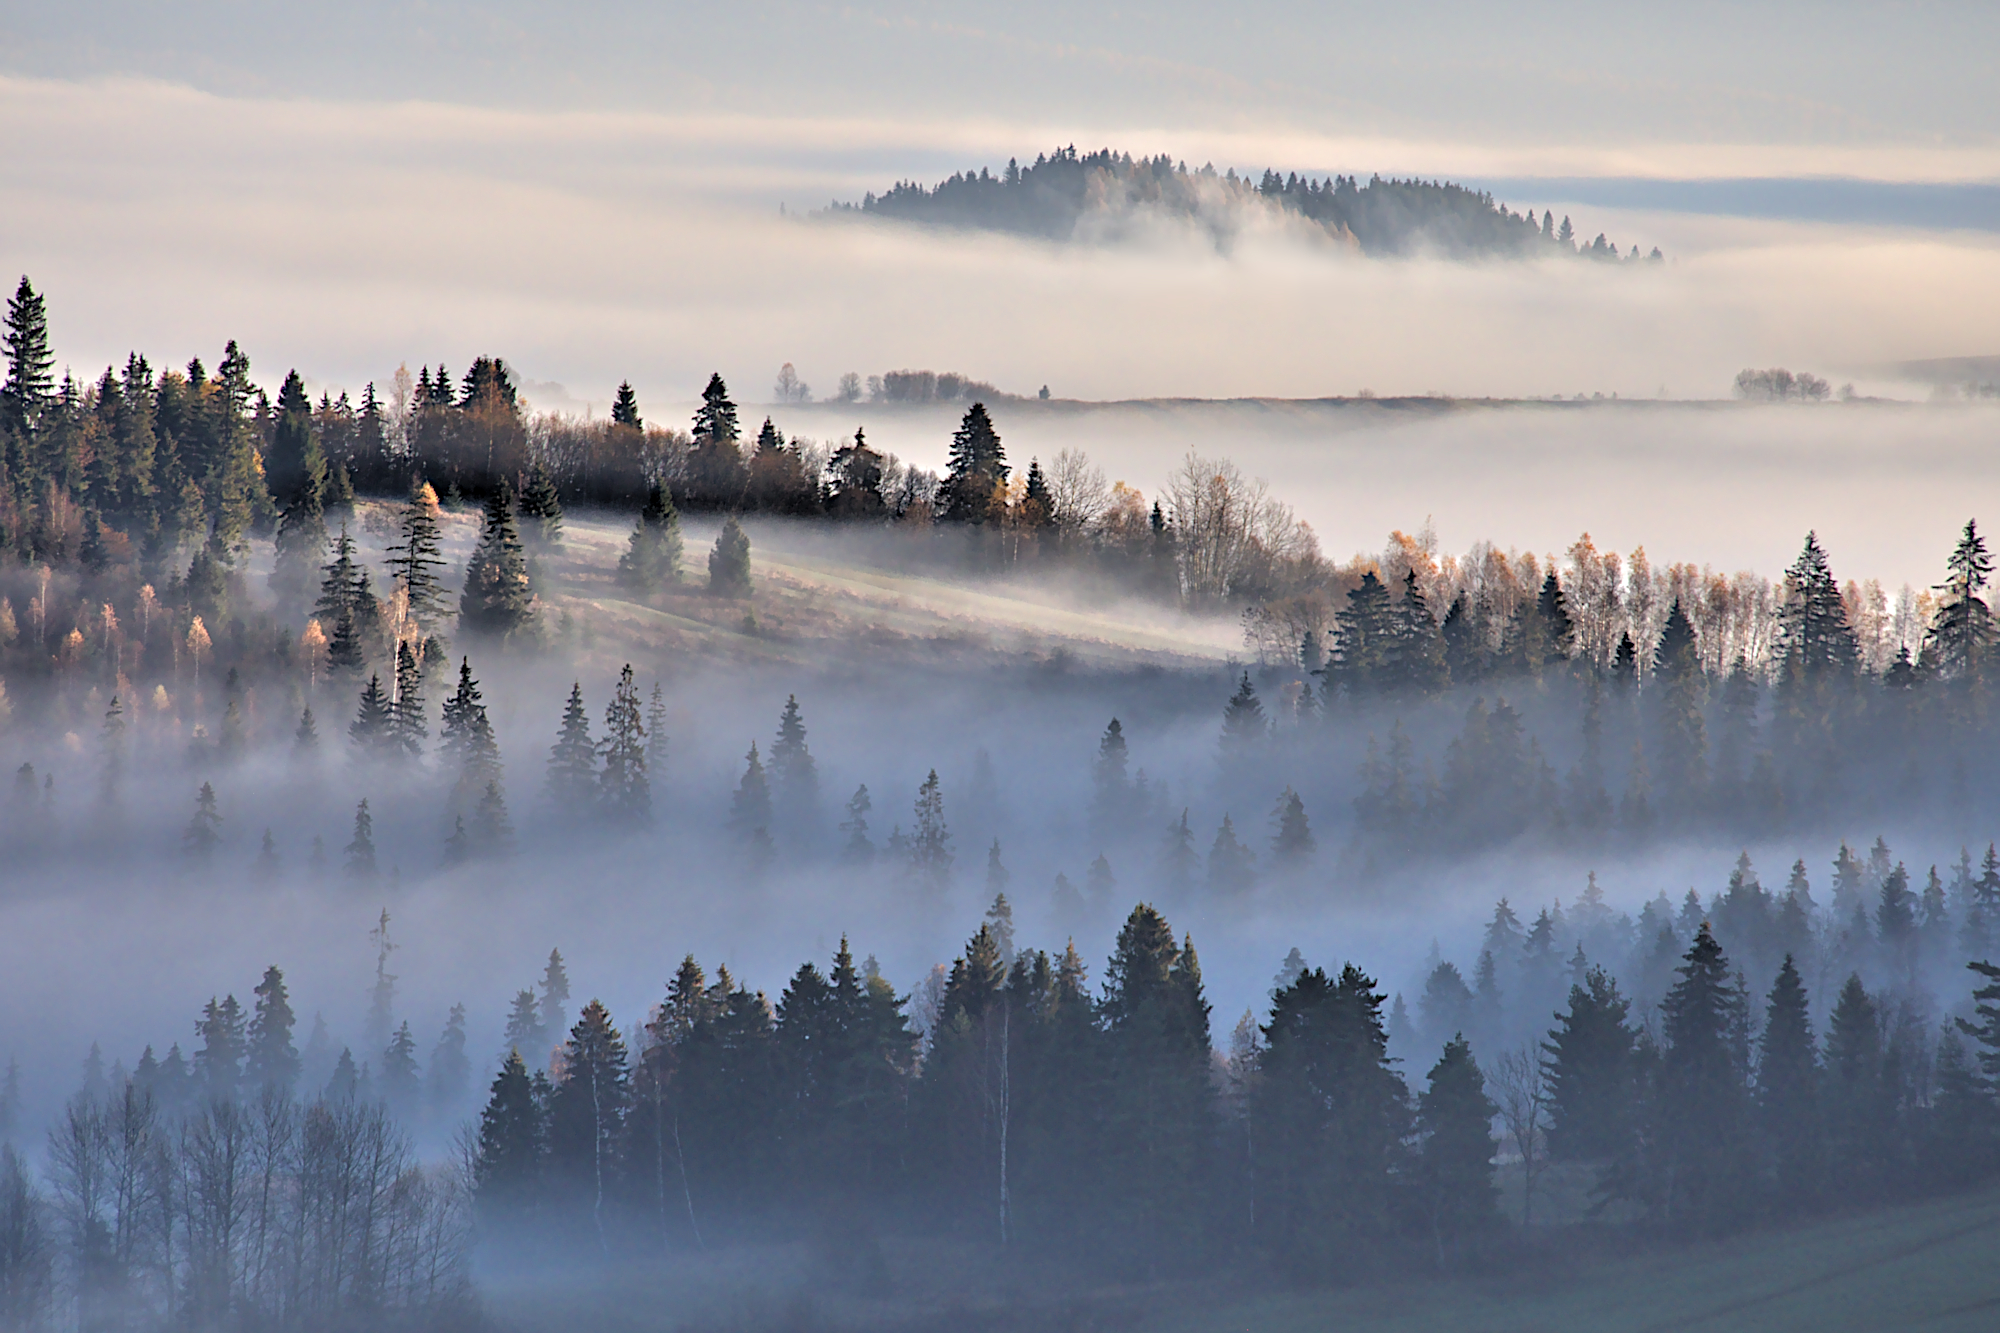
[439,657,503,807]
[1541,965,1636,1161]
[769,694,818,821]
[1219,671,1266,758]
[839,783,874,863]
[542,950,572,1040]
[1641,923,1753,1227]
[381,1020,421,1111]
[472,780,515,856]
[504,990,547,1061]
[246,965,299,1094]
[1823,972,1892,1196]
[1090,717,1132,834]
[1922,519,1993,684]
[610,380,641,427]
[616,482,682,591]
[389,640,427,759]
[546,683,597,814]
[687,373,746,506]
[460,482,536,637]
[183,781,221,861]
[1160,808,1199,894]
[909,769,952,892]
[293,706,319,757]
[253,828,281,884]
[428,1003,471,1112]
[475,1050,544,1215]
[1391,569,1449,693]
[194,994,247,1101]
[1269,787,1314,863]
[344,799,377,878]
[729,742,773,842]
[386,482,450,633]
[599,663,650,827]
[272,463,328,603]
[2,276,56,435]
[1414,1036,1500,1267]
[939,402,1007,524]
[547,1000,629,1235]
[707,516,752,598]
[1777,531,1859,681]
[1758,954,1820,1206]
[1206,814,1254,893]
[349,674,396,759]
[517,462,564,549]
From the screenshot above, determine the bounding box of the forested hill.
[828,145,1663,262]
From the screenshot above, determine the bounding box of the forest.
[825,145,1666,262]
[5,273,2000,1329]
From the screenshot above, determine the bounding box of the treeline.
[443,897,2000,1277]
[829,145,1665,262]
[0,967,474,1333]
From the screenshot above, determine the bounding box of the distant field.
[1174,1186,2000,1333]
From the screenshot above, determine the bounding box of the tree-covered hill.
[827,146,1663,262]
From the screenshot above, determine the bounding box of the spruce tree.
[1758,954,1820,1206]
[938,402,1007,524]
[546,1000,629,1234]
[546,683,597,814]
[1091,717,1132,834]
[390,640,427,759]
[344,798,378,878]
[707,515,752,598]
[517,462,564,549]
[1541,965,1636,1161]
[1777,531,1859,681]
[460,482,536,638]
[272,466,328,603]
[610,380,641,427]
[1269,787,1315,863]
[1219,671,1267,757]
[386,482,450,633]
[540,950,572,1039]
[428,1003,471,1112]
[1160,808,1199,894]
[1206,814,1254,894]
[1823,972,1892,1197]
[768,694,818,823]
[183,781,222,861]
[475,1050,545,1216]
[729,742,773,843]
[439,657,503,807]
[1922,519,1993,684]
[246,965,299,1094]
[1414,1036,1500,1266]
[381,1020,421,1111]
[616,482,682,591]
[504,990,547,1060]
[599,663,650,827]
[472,780,515,856]
[839,783,874,863]
[349,674,395,759]
[909,769,952,892]
[1391,569,1449,693]
[1644,923,1753,1228]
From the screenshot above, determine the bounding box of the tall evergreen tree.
[546,683,597,814]
[460,482,535,637]
[517,462,564,549]
[939,402,1008,524]
[546,1001,629,1238]
[386,482,450,632]
[1541,965,1636,1161]
[707,516,752,598]
[390,640,427,759]
[1206,814,1255,894]
[344,798,377,878]
[909,769,953,892]
[599,663,650,827]
[1758,954,1820,1207]
[183,781,222,861]
[769,694,818,822]
[616,483,682,591]
[1269,787,1315,864]
[1219,671,1267,758]
[474,1050,545,1216]
[1922,518,1994,684]
[1634,923,1753,1228]
[349,674,396,759]
[1414,1036,1500,1267]
[729,742,774,843]
[246,965,299,1094]
[440,657,503,808]
[610,380,641,428]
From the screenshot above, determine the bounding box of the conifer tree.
[616,483,682,591]
[599,663,650,827]
[294,706,319,757]
[611,380,641,428]
[381,1020,421,1112]
[428,1003,471,1112]
[769,694,818,824]
[386,482,450,633]
[542,949,572,1040]
[547,1000,629,1236]
[939,402,1007,524]
[546,683,598,814]
[1414,1036,1500,1266]
[344,799,378,878]
[475,1050,544,1216]
[1160,808,1199,894]
[1206,813,1254,894]
[1269,787,1315,863]
[443,814,470,866]
[390,640,427,759]
[839,783,874,863]
[1,276,56,436]
[440,657,503,807]
[1922,519,1993,684]
[504,991,547,1061]
[460,482,536,638]
[246,964,300,1094]
[349,674,395,759]
[909,769,953,892]
[1777,531,1859,681]
[183,781,222,861]
[1638,923,1753,1227]
[517,462,564,549]
[253,828,281,884]
[1823,972,1892,1195]
[194,995,246,1101]
[729,742,773,843]
[1540,965,1636,1161]
[1392,569,1449,693]
[1758,954,1820,1205]
[707,516,752,598]
[473,780,515,856]
[272,464,328,603]
[645,681,669,777]
[1219,671,1266,757]
[1091,717,1132,833]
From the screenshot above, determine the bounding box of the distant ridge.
[825,145,1663,262]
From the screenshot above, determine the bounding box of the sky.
[2,1,1998,569]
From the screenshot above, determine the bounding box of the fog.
[7,77,2000,419]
